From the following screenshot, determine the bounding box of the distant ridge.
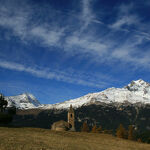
[5,79,150,109]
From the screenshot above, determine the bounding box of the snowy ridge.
[5,93,41,109]
[40,79,150,109]
[4,79,150,110]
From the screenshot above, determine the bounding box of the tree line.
[80,122,150,144]
[0,93,16,125]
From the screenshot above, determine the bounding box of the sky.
[0,0,150,104]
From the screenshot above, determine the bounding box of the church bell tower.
[68,105,75,131]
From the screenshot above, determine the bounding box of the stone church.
[51,105,75,131]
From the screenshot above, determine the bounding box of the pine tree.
[91,125,97,133]
[128,125,134,140]
[116,124,127,139]
[0,94,8,112]
[0,93,16,125]
[81,122,89,132]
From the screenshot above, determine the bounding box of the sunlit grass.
[0,127,150,150]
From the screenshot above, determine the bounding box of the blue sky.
[0,0,150,104]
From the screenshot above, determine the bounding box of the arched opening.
[69,123,72,128]
[70,114,72,118]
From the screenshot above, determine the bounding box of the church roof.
[52,120,68,128]
[51,120,69,131]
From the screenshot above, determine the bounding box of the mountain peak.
[21,93,37,100]
[132,79,147,85]
[6,93,41,109]
[125,79,150,92]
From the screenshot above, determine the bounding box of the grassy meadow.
[0,127,150,150]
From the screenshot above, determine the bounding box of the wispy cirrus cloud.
[0,0,108,60]
[80,0,94,30]
[65,34,108,57]
[66,1,150,68]
[0,0,150,81]
[0,59,112,88]
[30,26,64,47]
[80,0,103,27]
[0,0,65,47]
[111,15,139,29]
[110,3,140,30]
[0,2,28,39]
[110,3,150,41]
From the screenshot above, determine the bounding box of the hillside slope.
[0,127,150,150]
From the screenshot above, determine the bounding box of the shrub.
[81,122,89,132]
[96,126,102,133]
[137,138,142,143]
[128,125,134,140]
[91,125,97,133]
[116,124,127,139]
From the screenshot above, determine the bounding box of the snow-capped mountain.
[6,79,150,133]
[5,93,41,109]
[4,79,150,110]
[41,79,150,109]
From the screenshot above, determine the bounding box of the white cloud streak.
[0,0,150,74]
[111,3,140,29]
[0,4,28,39]
[0,1,64,47]
[111,15,139,29]
[0,60,110,88]
[65,34,108,56]
[105,3,150,68]
[30,26,64,47]
[80,0,94,29]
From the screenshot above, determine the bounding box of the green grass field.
[0,127,150,150]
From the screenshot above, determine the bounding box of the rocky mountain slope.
[5,93,41,109]
[5,79,150,109]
